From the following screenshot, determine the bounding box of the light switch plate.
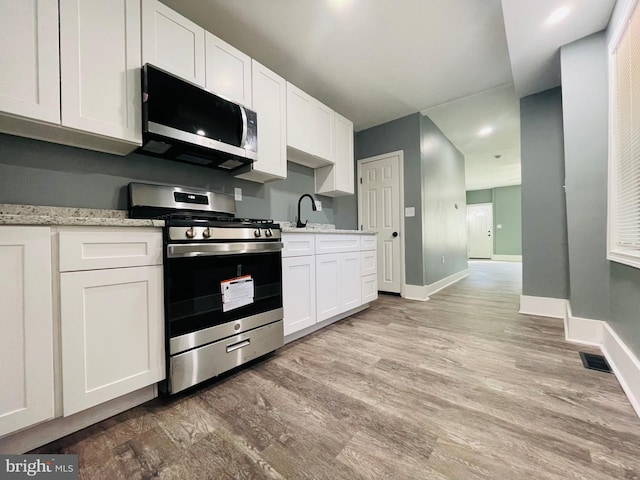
[234,187,242,201]
[497,224,502,229]
[405,207,415,217]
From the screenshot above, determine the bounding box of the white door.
[358,153,403,294]
[467,203,493,259]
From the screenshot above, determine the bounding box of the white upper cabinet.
[141,0,205,87]
[0,0,60,124]
[60,0,141,143]
[205,32,252,106]
[0,227,54,437]
[236,60,287,183]
[315,112,355,196]
[286,82,334,168]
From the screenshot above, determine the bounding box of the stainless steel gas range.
[129,182,283,394]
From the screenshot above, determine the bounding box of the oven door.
[164,242,283,355]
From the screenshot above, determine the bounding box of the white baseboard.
[0,385,156,454]
[566,315,604,346]
[404,269,469,301]
[601,323,640,419]
[404,284,430,301]
[491,254,522,262]
[519,295,568,318]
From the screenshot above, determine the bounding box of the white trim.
[491,255,522,262]
[357,150,406,297]
[601,323,640,419]
[0,385,156,454]
[566,315,604,346]
[284,304,369,344]
[404,284,430,301]
[404,269,469,301]
[518,295,568,318]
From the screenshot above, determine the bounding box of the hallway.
[36,261,640,479]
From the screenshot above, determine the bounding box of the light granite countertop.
[0,204,164,227]
[278,221,376,235]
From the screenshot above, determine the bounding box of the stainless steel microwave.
[138,64,257,173]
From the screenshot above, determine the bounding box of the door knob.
[392,232,398,237]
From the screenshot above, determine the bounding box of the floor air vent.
[579,352,612,374]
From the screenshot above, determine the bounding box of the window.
[608,0,640,268]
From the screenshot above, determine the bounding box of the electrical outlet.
[234,187,242,201]
[442,255,445,264]
[315,200,322,211]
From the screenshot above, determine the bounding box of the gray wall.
[561,32,610,321]
[520,88,570,300]
[355,113,424,285]
[0,133,334,225]
[493,185,522,256]
[559,18,640,358]
[467,186,522,256]
[420,115,468,284]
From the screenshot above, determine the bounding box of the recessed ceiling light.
[546,6,570,25]
[196,129,206,136]
[478,127,493,137]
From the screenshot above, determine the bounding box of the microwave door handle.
[239,105,248,148]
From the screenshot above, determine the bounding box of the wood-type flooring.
[34,261,640,479]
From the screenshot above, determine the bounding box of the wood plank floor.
[34,261,640,479]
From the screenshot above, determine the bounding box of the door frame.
[466,202,494,259]
[357,150,406,297]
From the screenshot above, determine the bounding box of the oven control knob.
[202,227,212,239]
[265,228,273,237]
[254,229,262,237]
[185,227,196,239]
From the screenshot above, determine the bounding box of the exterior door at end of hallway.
[358,153,402,294]
[467,203,493,259]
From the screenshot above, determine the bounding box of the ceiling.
[160,0,616,191]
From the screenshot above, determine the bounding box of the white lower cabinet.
[58,227,164,416]
[60,265,164,416]
[282,232,376,338]
[0,227,54,437]
[282,256,316,336]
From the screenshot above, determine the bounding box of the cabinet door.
[60,0,141,143]
[315,112,354,197]
[0,227,54,437]
[286,82,313,154]
[361,249,377,276]
[315,253,341,322]
[341,252,361,311]
[0,0,60,124]
[362,274,378,304]
[141,0,205,86]
[236,59,286,182]
[312,101,334,162]
[60,266,164,416]
[282,256,316,336]
[205,32,252,106]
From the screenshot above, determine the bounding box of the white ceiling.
[160,0,616,191]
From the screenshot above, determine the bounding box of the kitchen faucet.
[296,194,318,228]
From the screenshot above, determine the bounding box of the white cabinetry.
[58,227,164,416]
[360,239,378,304]
[315,112,355,196]
[281,233,315,336]
[141,0,205,86]
[0,0,60,124]
[0,0,142,155]
[205,32,252,106]
[286,82,334,168]
[235,60,287,183]
[0,227,54,437]
[60,0,141,143]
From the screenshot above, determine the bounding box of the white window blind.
[609,1,640,268]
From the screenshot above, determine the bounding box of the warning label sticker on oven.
[221,275,254,312]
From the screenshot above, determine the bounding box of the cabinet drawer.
[362,274,378,304]
[282,233,315,257]
[315,234,360,254]
[361,250,377,276]
[59,227,162,272]
[360,235,377,251]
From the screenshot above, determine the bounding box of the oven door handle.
[167,242,283,258]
